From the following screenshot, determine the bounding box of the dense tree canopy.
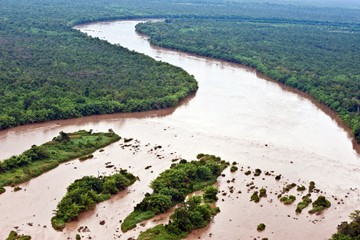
[0,0,198,130]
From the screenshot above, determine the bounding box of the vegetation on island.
[0,130,120,188]
[121,154,228,232]
[308,196,331,214]
[51,169,136,230]
[137,192,220,240]
[136,17,360,142]
[296,195,312,213]
[257,223,266,232]
[6,231,31,240]
[331,211,360,240]
[0,0,198,131]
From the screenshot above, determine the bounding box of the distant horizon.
[227,0,360,8]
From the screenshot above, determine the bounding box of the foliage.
[230,166,238,172]
[250,192,260,203]
[0,130,120,188]
[0,0,198,131]
[51,169,136,230]
[295,195,312,213]
[280,195,296,205]
[203,186,218,203]
[297,185,306,191]
[136,17,360,143]
[0,187,5,194]
[138,194,219,240]
[257,223,266,232]
[331,211,360,240]
[308,196,331,214]
[6,231,31,240]
[309,181,316,193]
[254,169,262,176]
[121,154,227,232]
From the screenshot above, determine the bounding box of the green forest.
[2,0,360,136]
[136,18,360,142]
[0,0,198,130]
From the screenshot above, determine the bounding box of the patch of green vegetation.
[51,169,136,230]
[121,154,228,232]
[251,191,260,203]
[245,170,251,176]
[297,185,306,192]
[308,196,331,214]
[259,188,267,198]
[230,166,238,172]
[76,234,81,240]
[296,195,312,213]
[6,231,31,240]
[203,186,218,203]
[257,223,266,232]
[254,169,262,176]
[283,183,296,192]
[0,130,120,188]
[78,154,94,161]
[0,187,6,194]
[280,195,296,205]
[138,194,219,240]
[309,181,316,193]
[331,210,360,240]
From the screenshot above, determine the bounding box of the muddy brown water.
[1,20,360,239]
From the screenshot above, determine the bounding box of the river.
[0,20,359,239]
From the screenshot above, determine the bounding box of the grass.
[121,210,155,232]
[0,130,120,188]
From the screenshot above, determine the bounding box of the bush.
[230,166,238,172]
[280,195,296,205]
[308,196,331,214]
[296,195,312,213]
[257,223,266,231]
[203,186,218,202]
[251,192,260,203]
[254,169,262,176]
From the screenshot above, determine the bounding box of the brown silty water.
[0,20,359,239]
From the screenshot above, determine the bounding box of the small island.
[51,169,136,230]
[121,154,228,232]
[138,188,220,240]
[0,130,120,188]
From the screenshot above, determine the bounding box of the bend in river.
[0,20,360,240]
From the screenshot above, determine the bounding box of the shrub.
[230,166,238,172]
[257,223,266,231]
[308,196,331,214]
[254,169,262,176]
